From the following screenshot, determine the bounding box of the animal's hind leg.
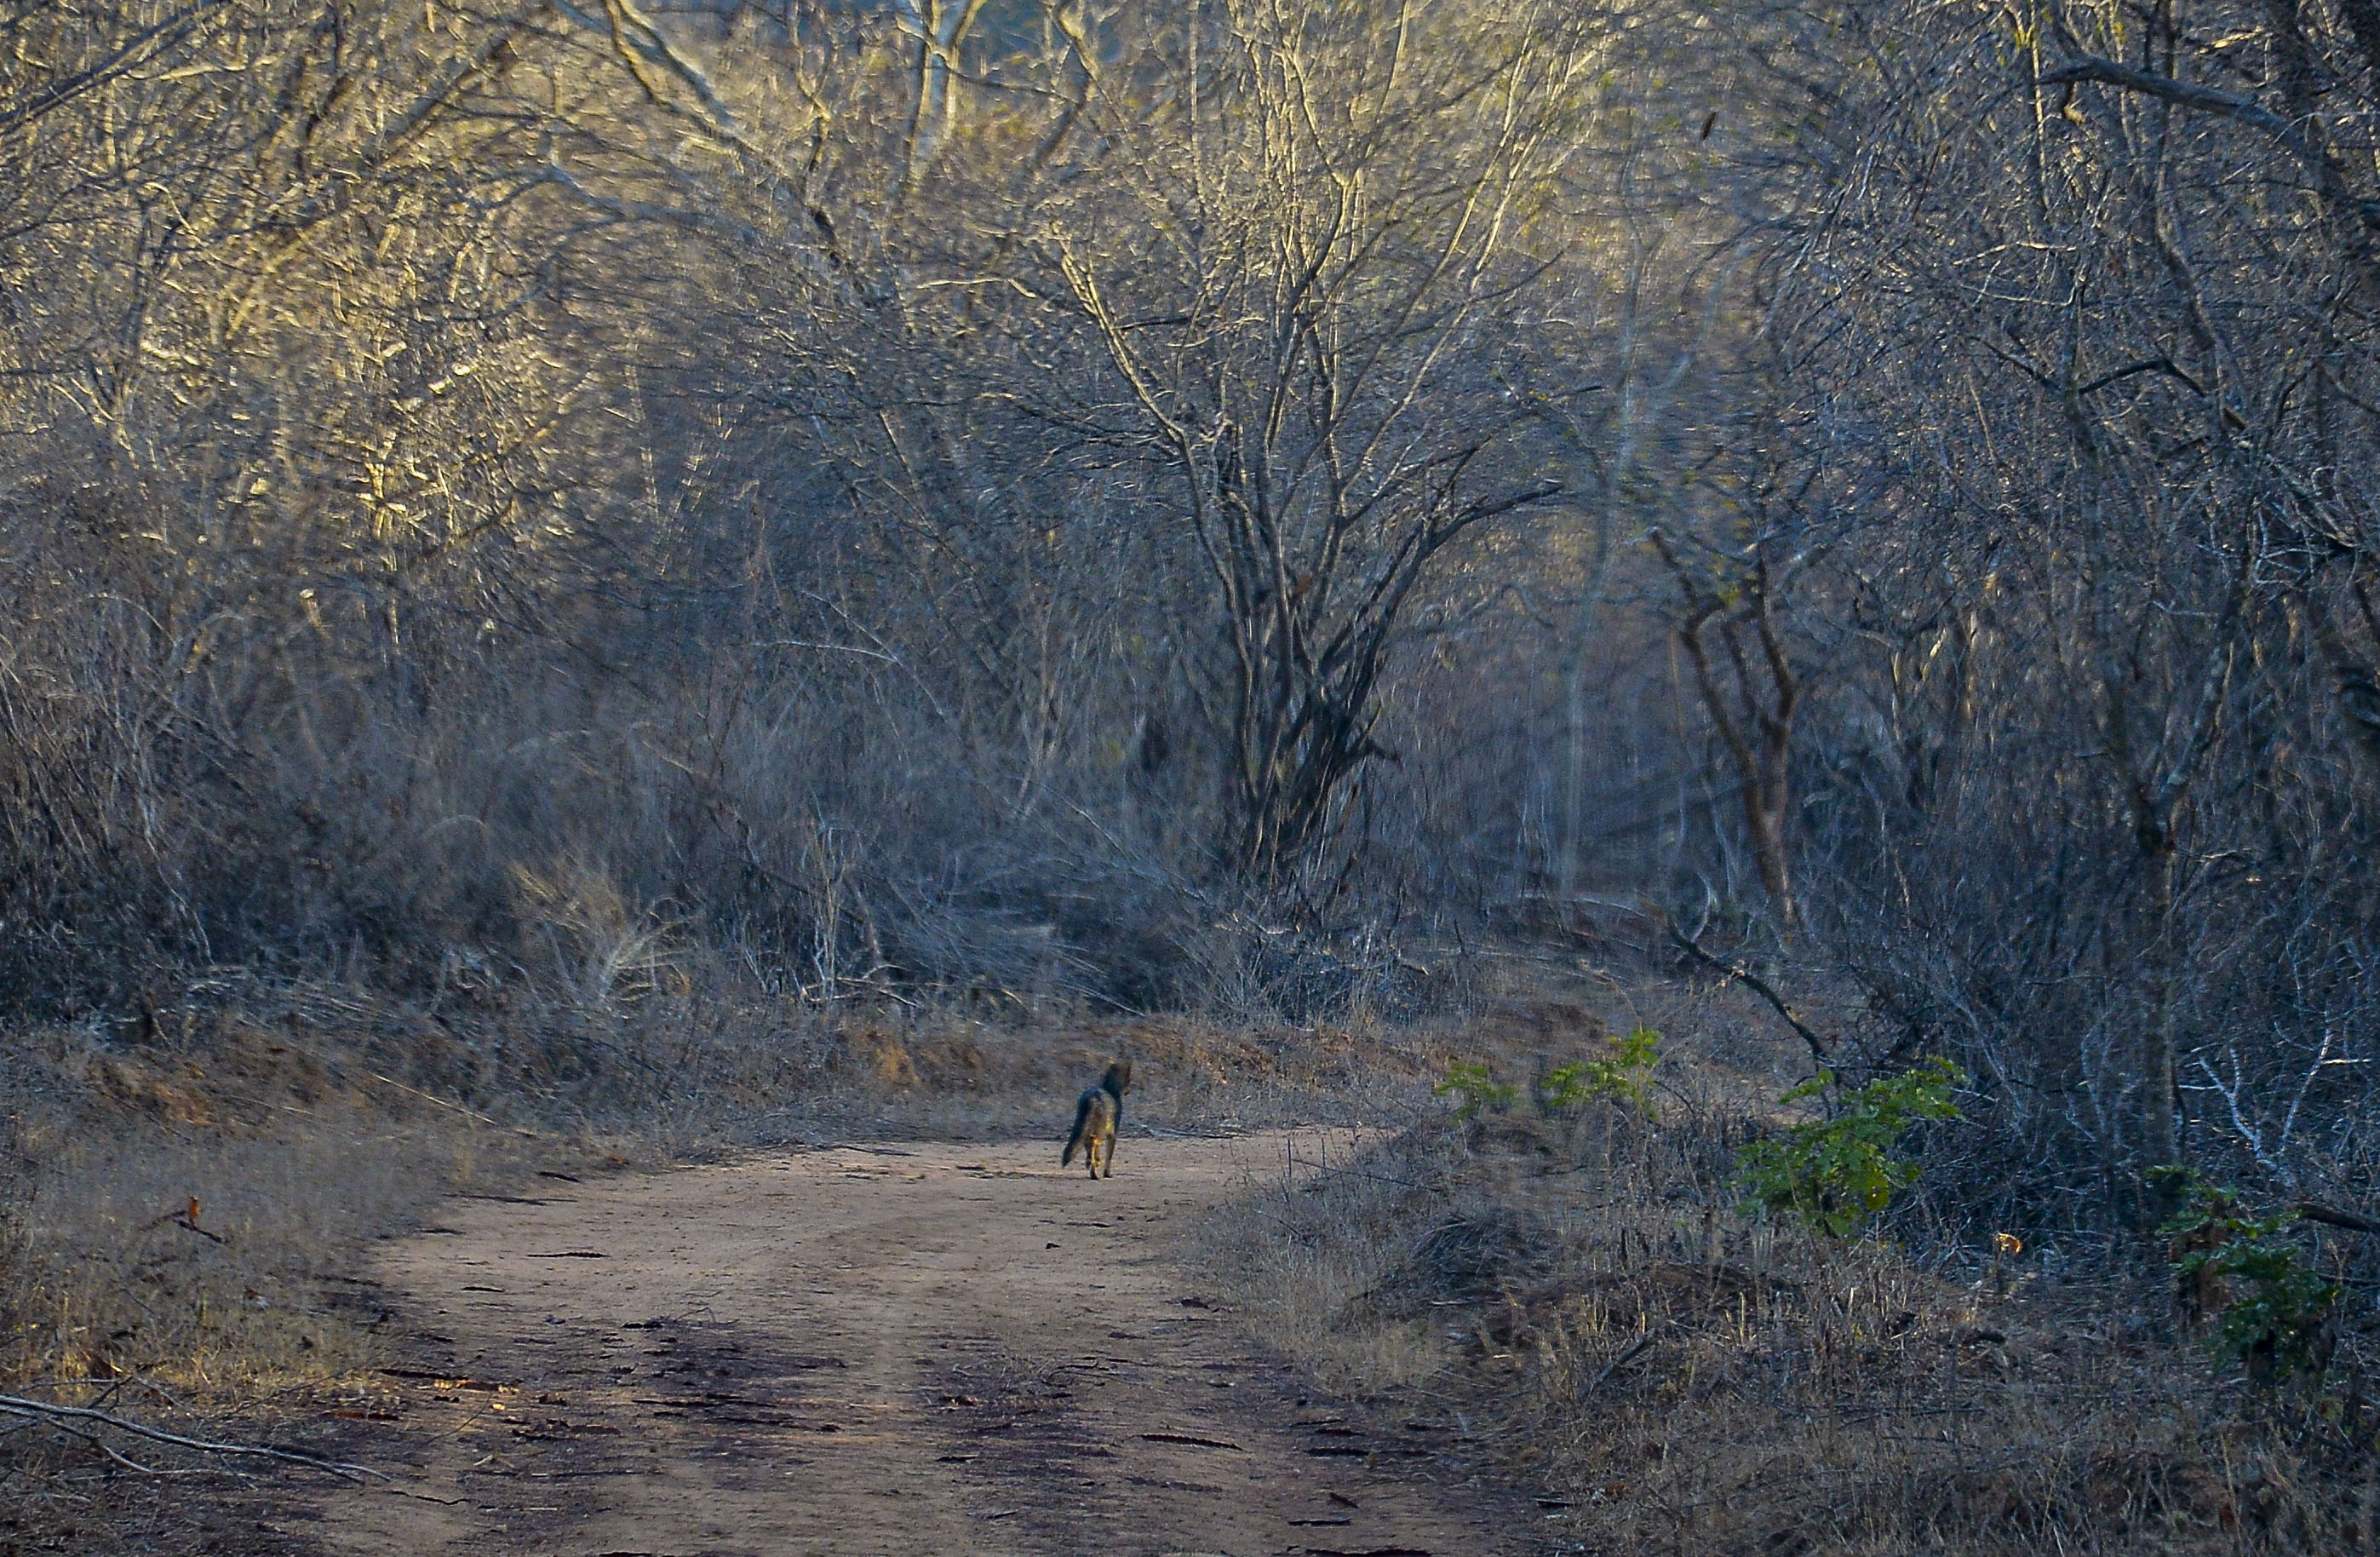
[1100,1135,1115,1178]
[1086,1141,1100,1179]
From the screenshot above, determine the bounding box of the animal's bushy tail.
[1062,1091,1095,1166]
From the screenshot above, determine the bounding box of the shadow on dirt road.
[296,1131,1528,1557]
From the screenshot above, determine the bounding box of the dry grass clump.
[0,1009,544,1548]
[3,1110,508,1393]
[1200,995,2380,1555]
[772,1007,1456,1142]
[0,1020,552,1402]
[1495,1244,2371,1554]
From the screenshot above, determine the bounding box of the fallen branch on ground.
[2298,1201,2380,1235]
[0,1394,384,1479]
[23,1411,203,1477]
[11,1374,186,1414]
[1585,1330,1660,1393]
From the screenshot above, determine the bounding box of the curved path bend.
[309,1132,1525,1557]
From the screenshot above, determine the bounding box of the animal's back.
[1062,1058,1132,1178]
[1062,1085,1113,1166]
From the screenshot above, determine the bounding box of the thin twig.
[364,1072,530,1135]
[1666,922,1832,1066]
[1584,1331,1659,1393]
[0,1397,383,1480]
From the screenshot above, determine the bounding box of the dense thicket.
[3,0,2374,1229]
[1758,0,2380,1229]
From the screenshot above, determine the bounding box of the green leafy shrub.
[1736,1058,1965,1237]
[1434,1061,1519,1119]
[1538,1026,1661,1112]
[2157,1169,2342,1382]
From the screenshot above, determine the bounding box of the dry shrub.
[0,1091,32,1359]
[1201,993,2380,1555]
[1408,1205,1566,1300]
[0,1020,548,1400]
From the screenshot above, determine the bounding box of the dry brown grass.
[14,956,2371,1554]
[771,1006,1460,1140]
[0,1016,562,1407]
[1197,983,2380,1556]
[0,1004,554,1549]
[0,968,1471,1416]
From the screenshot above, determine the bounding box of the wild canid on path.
[1061,1060,1133,1179]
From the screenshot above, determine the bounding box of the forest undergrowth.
[2,950,2376,1554]
[1201,979,2380,1556]
[0,950,1477,1548]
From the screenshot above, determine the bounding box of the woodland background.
[4,0,2380,1246]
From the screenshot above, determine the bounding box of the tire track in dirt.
[301,1133,1525,1557]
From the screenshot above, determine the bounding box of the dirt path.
[307,1132,1525,1557]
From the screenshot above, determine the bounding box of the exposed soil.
[295,1131,1530,1557]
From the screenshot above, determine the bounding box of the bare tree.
[1724,0,2380,1220]
[1046,0,1597,883]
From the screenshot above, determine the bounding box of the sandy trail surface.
[307,1131,1524,1557]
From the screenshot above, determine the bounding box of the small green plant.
[2157,1169,2341,1382]
[1435,1061,1519,1119]
[1736,1057,1965,1237]
[1538,1026,1661,1112]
